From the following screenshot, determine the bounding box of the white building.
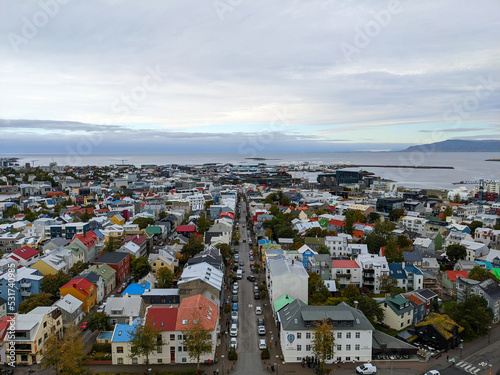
[325,236,348,257]
[356,254,389,294]
[399,216,426,233]
[277,299,373,363]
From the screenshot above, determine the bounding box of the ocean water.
[2,151,500,190]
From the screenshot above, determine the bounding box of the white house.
[356,254,389,294]
[325,236,348,257]
[399,216,426,233]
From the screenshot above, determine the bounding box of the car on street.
[232,287,238,295]
[230,324,238,337]
[249,256,254,261]
[258,325,266,335]
[424,371,440,375]
[231,311,238,321]
[355,363,377,374]
[116,285,126,293]
[232,295,238,303]
[247,275,256,282]
[230,337,238,349]
[239,261,244,266]
[254,292,260,300]
[233,282,239,289]
[259,339,267,350]
[255,306,262,315]
[250,266,255,272]
[79,321,88,331]
[257,318,265,326]
[254,286,259,293]
[232,303,238,311]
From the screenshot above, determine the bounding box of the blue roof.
[123,283,151,295]
[111,318,141,342]
[93,229,105,239]
[389,263,407,279]
[404,264,423,275]
[475,261,493,270]
[259,239,271,246]
[98,331,113,340]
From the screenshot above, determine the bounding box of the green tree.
[42,324,89,375]
[196,214,213,233]
[366,211,381,224]
[269,204,280,216]
[104,237,118,253]
[365,234,387,254]
[373,220,396,239]
[388,209,404,222]
[442,206,453,221]
[181,238,205,259]
[308,272,330,305]
[132,217,155,229]
[311,318,335,375]
[468,266,498,283]
[18,292,53,313]
[446,244,467,262]
[131,256,152,281]
[380,275,397,294]
[129,319,158,366]
[468,221,484,235]
[315,245,328,255]
[69,260,87,277]
[215,243,233,260]
[397,235,413,251]
[384,236,403,263]
[340,284,360,299]
[88,312,111,331]
[41,271,70,300]
[155,266,175,288]
[356,296,385,322]
[183,320,213,371]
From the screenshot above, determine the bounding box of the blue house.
[0,267,43,312]
[123,283,151,296]
[297,244,317,270]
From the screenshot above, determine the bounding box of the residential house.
[352,223,374,239]
[122,234,151,258]
[86,264,117,296]
[59,277,98,313]
[105,295,144,326]
[277,299,373,363]
[388,263,423,292]
[406,289,438,316]
[31,253,68,276]
[266,257,309,314]
[460,240,489,261]
[357,254,389,294]
[177,262,223,306]
[347,243,369,258]
[378,295,414,330]
[81,272,105,303]
[0,267,43,312]
[149,249,178,275]
[5,246,40,267]
[403,251,423,268]
[444,231,473,249]
[185,246,223,272]
[325,235,348,257]
[142,289,181,305]
[110,214,125,226]
[0,232,24,253]
[94,252,131,285]
[204,222,232,245]
[331,260,361,289]
[402,294,426,325]
[303,237,325,252]
[415,313,464,351]
[70,230,102,263]
[297,244,317,270]
[413,237,435,254]
[309,254,331,280]
[327,219,345,233]
[457,277,500,323]
[399,216,426,233]
[54,294,84,327]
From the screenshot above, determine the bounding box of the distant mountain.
[401,139,500,152]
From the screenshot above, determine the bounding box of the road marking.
[472,369,481,374]
[249,304,253,308]
[457,361,465,367]
[464,365,472,371]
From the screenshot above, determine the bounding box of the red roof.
[61,277,94,297]
[220,212,234,219]
[72,231,98,249]
[176,294,218,331]
[404,294,424,306]
[332,260,360,268]
[446,270,469,282]
[177,225,196,232]
[146,306,178,331]
[124,234,147,246]
[328,219,345,227]
[11,246,39,260]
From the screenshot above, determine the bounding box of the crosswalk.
[455,361,482,374]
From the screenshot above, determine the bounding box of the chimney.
[353,301,359,309]
[129,316,133,326]
[73,283,77,288]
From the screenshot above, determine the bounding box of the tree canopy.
[384,236,403,263]
[183,320,213,370]
[41,271,70,301]
[132,217,155,229]
[365,234,387,254]
[311,319,335,375]
[131,256,152,281]
[388,209,404,222]
[446,244,467,263]
[129,320,158,366]
[155,266,175,288]
[308,272,331,305]
[468,266,498,283]
[18,292,54,313]
[88,312,111,331]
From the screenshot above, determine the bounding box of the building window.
[117,358,123,364]
[355,344,360,351]
[158,359,162,363]
[337,345,342,351]
[182,357,187,363]
[297,345,302,351]
[157,346,162,353]
[117,347,123,353]
[306,345,311,351]
[178,334,183,340]
[337,332,342,339]
[346,332,351,339]
[297,333,301,339]
[346,345,351,351]
[355,332,360,339]
[346,356,351,361]
[132,357,138,364]
[170,334,175,341]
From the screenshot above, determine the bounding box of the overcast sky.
[1,0,499,154]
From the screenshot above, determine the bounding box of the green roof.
[491,268,500,279]
[416,312,464,340]
[274,294,294,312]
[146,226,162,234]
[318,219,329,228]
[87,264,116,280]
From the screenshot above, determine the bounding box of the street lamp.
[488,325,492,344]
[221,354,224,375]
[276,355,280,375]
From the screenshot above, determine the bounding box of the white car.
[229,337,238,349]
[255,306,262,315]
[231,311,238,321]
[424,371,440,375]
[259,339,267,350]
[230,323,238,337]
[356,363,377,374]
[258,325,266,335]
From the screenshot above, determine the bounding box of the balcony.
[20,282,31,288]
[364,276,374,281]
[336,272,352,278]
[363,269,375,274]
[20,290,31,297]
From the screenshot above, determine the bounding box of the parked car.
[255,306,262,315]
[232,295,238,303]
[233,282,239,289]
[232,287,238,295]
[230,337,238,349]
[232,303,238,311]
[230,323,238,337]
[254,286,259,293]
[259,339,267,350]
[257,318,265,326]
[247,275,256,282]
[239,261,244,266]
[356,363,377,374]
[116,285,125,293]
[254,292,260,300]
[231,311,238,321]
[79,321,88,331]
[424,371,440,375]
[258,325,266,335]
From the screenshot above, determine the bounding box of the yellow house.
[60,277,97,313]
[149,250,177,274]
[31,258,63,276]
[110,214,125,226]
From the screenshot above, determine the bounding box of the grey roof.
[403,251,423,262]
[104,295,143,317]
[414,288,438,300]
[49,237,70,247]
[373,330,418,351]
[268,258,309,278]
[142,288,179,296]
[54,294,83,313]
[478,279,500,301]
[313,254,331,262]
[278,299,374,331]
[96,251,129,264]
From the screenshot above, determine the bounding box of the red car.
[117,285,126,293]
[79,321,88,331]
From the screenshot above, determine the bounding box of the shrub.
[228,348,238,361]
[261,348,270,360]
